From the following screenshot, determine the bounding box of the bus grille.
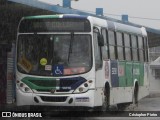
[36,89,70,92]
[40,96,67,102]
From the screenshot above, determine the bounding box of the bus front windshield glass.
[17,34,92,76]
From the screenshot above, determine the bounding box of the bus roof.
[22,14,147,36]
[114,22,147,37]
[88,16,147,37]
[23,14,88,19]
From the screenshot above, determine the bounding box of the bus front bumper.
[16,89,95,108]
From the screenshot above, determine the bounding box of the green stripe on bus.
[118,61,126,87]
[126,62,133,87]
[132,62,139,86]
[24,15,60,19]
[118,61,144,87]
[21,77,57,90]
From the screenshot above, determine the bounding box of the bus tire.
[101,83,110,112]
[133,82,139,106]
[117,103,130,111]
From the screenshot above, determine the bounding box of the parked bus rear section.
[16,14,149,111]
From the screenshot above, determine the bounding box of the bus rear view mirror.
[98,34,104,46]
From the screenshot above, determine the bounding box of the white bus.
[16,14,149,111]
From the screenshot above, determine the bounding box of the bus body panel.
[16,89,33,106]
[139,63,144,86]
[110,87,133,105]
[110,60,119,87]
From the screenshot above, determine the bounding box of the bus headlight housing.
[16,80,33,93]
[73,80,93,93]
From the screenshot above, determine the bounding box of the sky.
[39,0,160,29]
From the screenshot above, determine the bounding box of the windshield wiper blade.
[68,32,74,63]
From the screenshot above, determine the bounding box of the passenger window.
[101,29,109,59]
[139,50,144,62]
[124,33,130,47]
[131,35,137,48]
[102,29,107,45]
[116,32,124,60]
[108,30,116,60]
[138,36,143,49]
[110,46,115,59]
[116,32,123,46]
[124,33,131,61]
[125,48,131,61]
[93,31,102,69]
[108,31,115,45]
[138,36,144,62]
[132,48,138,61]
[131,35,138,61]
[117,47,124,60]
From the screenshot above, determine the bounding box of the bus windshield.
[17,34,92,76]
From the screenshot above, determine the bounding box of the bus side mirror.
[98,34,104,46]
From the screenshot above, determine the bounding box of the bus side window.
[93,31,102,69]
[131,35,138,61]
[124,33,131,61]
[138,36,144,62]
[116,32,124,60]
[108,30,116,60]
[101,29,109,60]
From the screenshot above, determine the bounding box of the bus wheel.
[101,83,110,112]
[117,103,130,111]
[133,84,138,106]
[128,84,138,111]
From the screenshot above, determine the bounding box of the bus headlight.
[16,80,33,93]
[73,80,93,93]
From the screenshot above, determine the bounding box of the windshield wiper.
[68,32,74,63]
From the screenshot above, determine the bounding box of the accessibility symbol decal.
[53,65,64,76]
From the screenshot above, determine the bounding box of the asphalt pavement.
[1,91,160,119]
